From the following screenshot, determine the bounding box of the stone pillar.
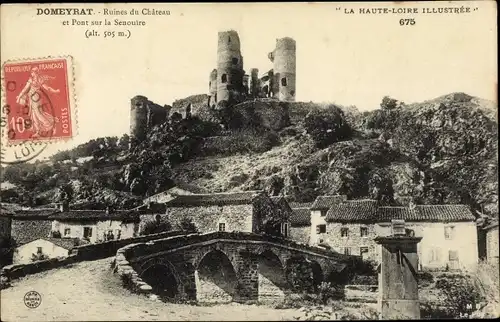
[175,261,197,301]
[374,232,422,320]
[234,250,259,302]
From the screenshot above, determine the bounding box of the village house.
[309,195,348,245]
[300,194,479,271]
[483,220,499,265]
[3,208,56,246]
[375,204,479,271]
[162,191,284,236]
[48,203,140,243]
[12,237,80,265]
[289,207,311,244]
[320,199,379,260]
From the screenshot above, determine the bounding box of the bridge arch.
[257,249,287,301]
[285,256,324,293]
[139,258,181,299]
[195,249,238,303]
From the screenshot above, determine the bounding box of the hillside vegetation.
[0,93,497,219]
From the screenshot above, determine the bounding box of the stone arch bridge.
[115,232,357,303]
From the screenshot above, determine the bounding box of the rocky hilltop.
[1,92,497,219]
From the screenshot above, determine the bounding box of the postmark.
[23,291,42,308]
[0,56,76,164]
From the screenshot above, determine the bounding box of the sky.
[1,2,497,160]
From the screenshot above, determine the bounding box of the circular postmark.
[23,291,42,308]
[1,81,55,165]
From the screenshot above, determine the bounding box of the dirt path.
[1,258,306,321]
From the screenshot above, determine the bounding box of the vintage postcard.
[0,1,498,321]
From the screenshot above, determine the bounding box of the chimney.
[59,201,69,212]
[391,219,406,236]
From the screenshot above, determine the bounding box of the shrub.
[304,105,353,148]
[140,218,172,236]
[417,271,434,287]
[178,217,197,233]
[318,282,345,303]
[351,275,378,285]
[434,274,484,318]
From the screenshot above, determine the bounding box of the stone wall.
[0,230,187,285]
[322,223,378,260]
[290,226,310,244]
[165,204,254,234]
[11,219,52,245]
[486,225,499,264]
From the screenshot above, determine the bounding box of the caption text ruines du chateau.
[36,7,171,39]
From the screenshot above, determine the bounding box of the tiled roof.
[43,237,80,250]
[172,181,207,194]
[311,195,347,211]
[164,191,265,207]
[49,210,140,221]
[325,200,378,223]
[11,209,57,219]
[290,208,311,226]
[377,205,476,222]
[288,201,313,209]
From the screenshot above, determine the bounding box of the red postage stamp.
[2,57,75,144]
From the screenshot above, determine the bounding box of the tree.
[140,217,172,235]
[380,96,403,110]
[304,106,352,148]
[178,217,197,233]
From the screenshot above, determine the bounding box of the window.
[228,36,231,43]
[83,227,93,238]
[232,57,239,65]
[282,222,289,238]
[360,227,368,237]
[218,223,226,232]
[64,228,71,236]
[37,247,43,254]
[429,248,441,262]
[360,247,369,255]
[449,250,459,261]
[341,228,349,238]
[320,210,327,217]
[344,247,351,255]
[281,77,287,86]
[316,224,326,234]
[444,226,455,240]
[221,74,227,83]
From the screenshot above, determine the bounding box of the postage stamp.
[1,56,76,145]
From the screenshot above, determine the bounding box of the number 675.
[400,19,416,26]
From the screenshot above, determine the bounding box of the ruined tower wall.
[217,30,244,104]
[208,69,218,107]
[130,95,149,142]
[272,38,296,102]
[130,96,169,144]
[249,68,260,98]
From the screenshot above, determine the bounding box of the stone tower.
[249,68,260,98]
[269,37,296,102]
[208,68,218,107]
[130,95,149,143]
[217,30,244,104]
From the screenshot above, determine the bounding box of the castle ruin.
[208,30,297,107]
[130,30,297,145]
